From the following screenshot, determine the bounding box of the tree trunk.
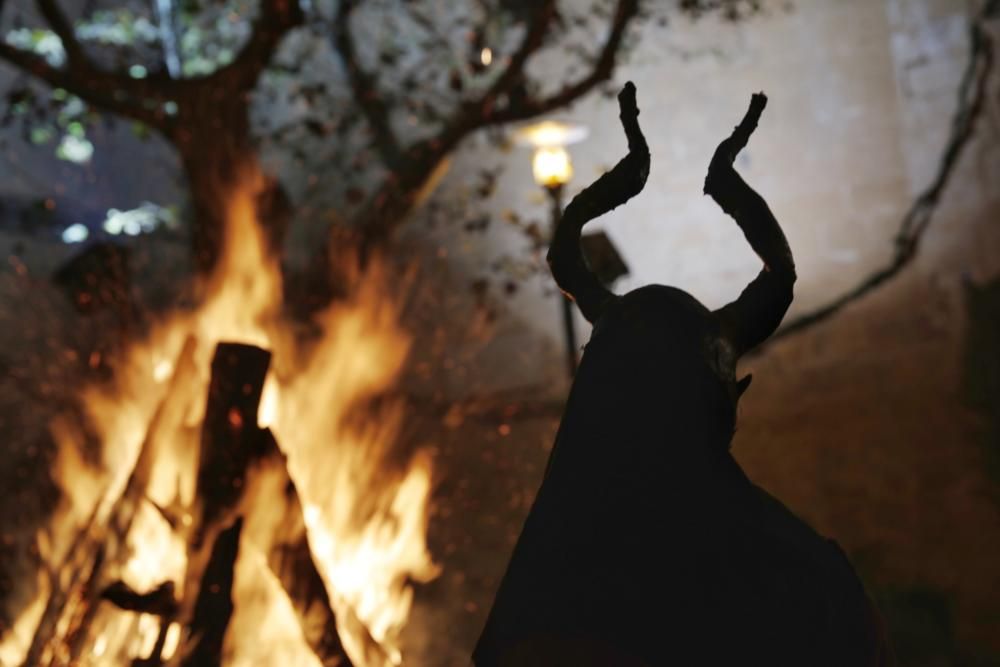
[173,97,290,272]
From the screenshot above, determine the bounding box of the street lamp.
[514,120,589,379]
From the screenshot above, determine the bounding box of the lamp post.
[514,121,588,379]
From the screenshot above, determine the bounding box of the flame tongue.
[3,174,437,666]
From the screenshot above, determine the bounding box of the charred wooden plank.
[193,342,272,545]
[100,581,178,617]
[181,518,242,667]
[23,341,198,667]
[259,432,358,667]
[64,339,199,664]
[177,344,354,667]
[165,343,273,665]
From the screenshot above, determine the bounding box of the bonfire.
[0,172,439,666]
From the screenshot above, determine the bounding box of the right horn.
[705,93,796,356]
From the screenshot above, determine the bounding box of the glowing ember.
[0,169,438,665]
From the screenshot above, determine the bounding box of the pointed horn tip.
[618,81,638,109]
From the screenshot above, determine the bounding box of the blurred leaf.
[29,126,54,145]
[7,88,34,106]
[346,187,366,205]
[463,216,490,232]
[130,121,151,139]
[305,119,328,137]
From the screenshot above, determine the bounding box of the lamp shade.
[513,120,589,148]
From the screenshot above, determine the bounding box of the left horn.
[547,81,650,324]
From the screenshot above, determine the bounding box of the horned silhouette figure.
[472,83,894,666]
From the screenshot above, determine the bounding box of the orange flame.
[1,169,437,665]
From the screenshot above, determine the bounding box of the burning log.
[65,339,199,665]
[123,342,272,666]
[19,504,100,666]
[100,581,178,617]
[259,441,378,667]
[170,343,354,667]
[266,524,357,666]
[182,518,243,666]
[193,342,273,543]
[165,341,270,665]
[114,337,199,536]
[20,339,200,667]
[19,341,364,666]
[7,181,437,665]
[175,343,362,665]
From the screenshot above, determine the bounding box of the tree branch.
[474,1,558,117]
[352,0,639,250]
[480,0,640,126]
[34,0,84,64]
[0,40,60,84]
[758,1,998,349]
[0,40,171,128]
[333,0,405,169]
[0,2,181,130]
[408,0,557,153]
[207,0,304,92]
[153,0,183,77]
[2,0,303,135]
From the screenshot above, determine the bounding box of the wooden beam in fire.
[150,342,352,666]
[181,518,243,666]
[167,342,355,666]
[20,340,199,666]
[23,340,360,666]
[262,437,386,667]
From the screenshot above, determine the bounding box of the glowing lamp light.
[514,119,590,377]
[514,120,588,189]
[532,146,573,188]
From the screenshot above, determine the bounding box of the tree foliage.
[0,0,762,266]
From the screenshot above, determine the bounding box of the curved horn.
[547,81,650,324]
[705,93,796,355]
